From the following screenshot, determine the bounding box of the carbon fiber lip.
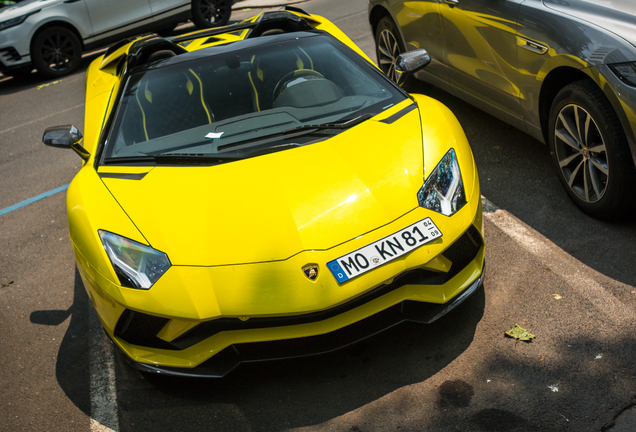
[112,268,484,378]
[114,225,483,351]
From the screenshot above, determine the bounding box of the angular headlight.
[417,148,467,216]
[608,62,636,87]
[0,10,40,32]
[98,230,171,289]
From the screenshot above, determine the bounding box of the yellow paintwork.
[70,10,484,370]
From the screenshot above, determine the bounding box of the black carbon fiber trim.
[379,104,417,124]
[118,270,484,378]
[99,172,148,180]
[114,309,176,350]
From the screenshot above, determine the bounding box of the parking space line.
[0,184,69,217]
[0,103,84,135]
[481,196,635,325]
[89,308,119,432]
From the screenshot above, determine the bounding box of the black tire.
[31,26,82,78]
[548,79,636,220]
[374,16,405,83]
[191,0,231,29]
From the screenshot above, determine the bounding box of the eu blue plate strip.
[327,260,349,283]
[0,184,70,217]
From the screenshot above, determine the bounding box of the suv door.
[440,0,525,129]
[148,0,189,22]
[83,0,153,44]
[393,1,447,88]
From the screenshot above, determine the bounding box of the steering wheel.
[272,69,324,102]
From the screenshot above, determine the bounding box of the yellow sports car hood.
[101,113,424,266]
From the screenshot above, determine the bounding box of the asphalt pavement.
[1,0,636,431]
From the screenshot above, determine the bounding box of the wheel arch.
[538,66,636,168]
[368,4,407,50]
[538,66,589,144]
[369,4,391,33]
[30,20,85,54]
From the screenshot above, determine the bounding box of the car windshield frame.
[99,31,410,167]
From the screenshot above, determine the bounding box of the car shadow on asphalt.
[29,266,91,416]
[110,285,486,431]
[0,54,100,97]
[32,261,485,430]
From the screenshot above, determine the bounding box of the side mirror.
[395,49,431,87]
[42,125,90,161]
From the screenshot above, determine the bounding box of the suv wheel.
[374,16,405,83]
[191,0,231,29]
[549,79,636,220]
[31,26,82,78]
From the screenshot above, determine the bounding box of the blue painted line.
[0,184,70,217]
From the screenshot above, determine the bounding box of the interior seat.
[248,47,314,111]
[134,66,213,142]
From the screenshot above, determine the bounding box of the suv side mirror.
[42,125,90,161]
[395,49,431,87]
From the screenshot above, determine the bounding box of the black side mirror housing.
[395,49,431,87]
[42,125,90,161]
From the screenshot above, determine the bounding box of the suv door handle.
[445,0,459,5]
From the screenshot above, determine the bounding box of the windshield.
[102,34,407,164]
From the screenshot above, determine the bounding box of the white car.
[0,0,233,78]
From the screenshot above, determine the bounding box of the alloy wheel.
[377,28,400,83]
[553,104,609,203]
[40,32,79,73]
[198,0,228,26]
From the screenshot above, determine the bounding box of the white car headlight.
[417,148,467,216]
[0,10,40,32]
[98,230,171,289]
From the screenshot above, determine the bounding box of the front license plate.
[327,218,442,284]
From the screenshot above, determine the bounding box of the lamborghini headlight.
[98,230,171,289]
[417,148,467,216]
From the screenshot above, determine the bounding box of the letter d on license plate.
[327,218,442,284]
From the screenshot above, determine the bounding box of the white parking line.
[481,196,635,325]
[89,308,119,432]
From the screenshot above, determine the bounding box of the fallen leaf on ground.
[553,294,562,300]
[505,324,535,341]
[1,280,14,288]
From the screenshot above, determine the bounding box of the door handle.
[517,36,549,55]
[445,0,459,5]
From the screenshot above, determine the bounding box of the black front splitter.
[111,269,484,378]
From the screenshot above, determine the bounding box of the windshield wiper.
[282,113,374,135]
[104,153,243,165]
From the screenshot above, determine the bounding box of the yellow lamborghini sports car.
[43,7,485,377]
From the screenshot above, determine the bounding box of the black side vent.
[114,309,177,350]
[442,225,482,280]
